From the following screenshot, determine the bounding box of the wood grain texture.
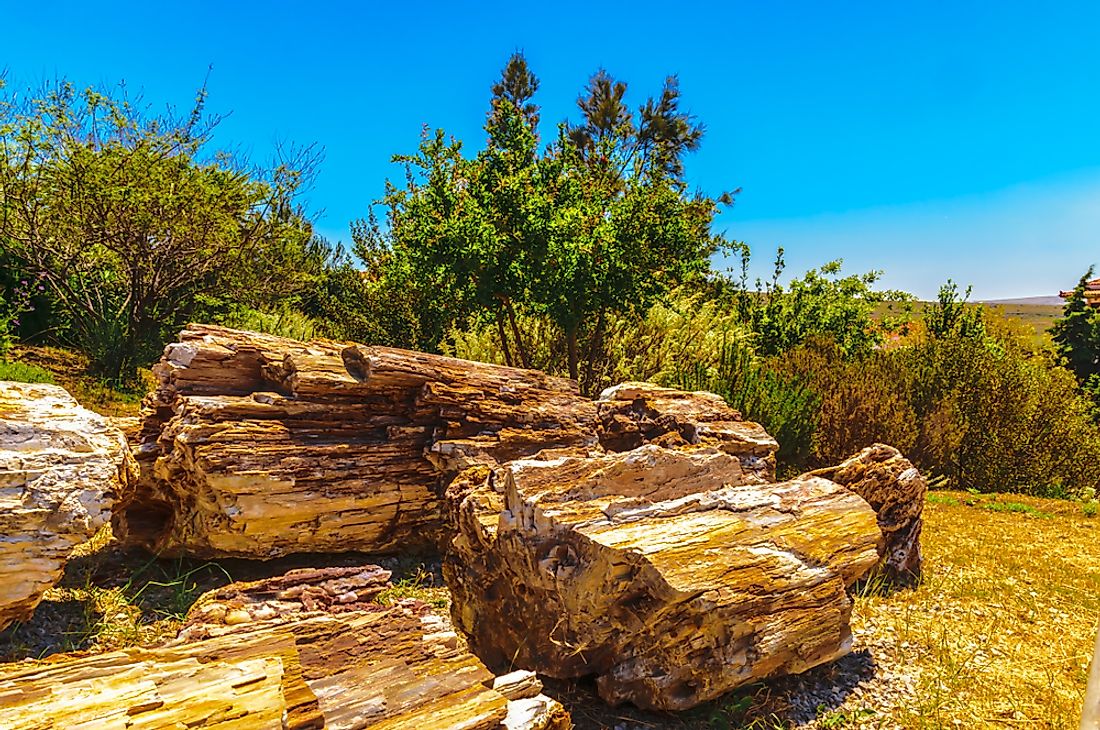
[804,443,926,582]
[0,566,570,730]
[444,446,882,711]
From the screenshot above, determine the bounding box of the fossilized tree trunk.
[112,325,927,713]
[0,566,570,730]
[0,382,136,631]
[444,445,882,711]
[804,443,926,581]
[114,325,594,558]
[116,328,781,561]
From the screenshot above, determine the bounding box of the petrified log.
[444,444,882,711]
[0,381,135,631]
[596,383,778,482]
[118,327,781,561]
[0,566,570,730]
[114,324,595,558]
[803,443,926,582]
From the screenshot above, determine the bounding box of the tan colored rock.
[0,566,571,730]
[596,382,778,482]
[0,381,135,631]
[114,325,597,558]
[113,326,905,713]
[444,445,882,711]
[803,443,926,582]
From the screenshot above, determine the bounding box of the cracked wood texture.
[115,326,777,560]
[114,324,595,558]
[803,443,926,582]
[444,446,882,711]
[0,567,570,730]
[0,382,136,631]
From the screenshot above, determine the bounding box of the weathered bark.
[444,445,882,711]
[114,325,593,558]
[0,382,136,631]
[803,443,926,582]
[0,566,571,730]
[596,382,778,481]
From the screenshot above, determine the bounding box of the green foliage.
[446,288,753,394]
[358,53,731,392]
[0,277,39,357]
[1052,267,1100,413]
[735,248,912,358]
[218,305,322,342]
[0,359,55,383]
[923,280,986,340]
[0,78,321,383]
[778,303,1100,497]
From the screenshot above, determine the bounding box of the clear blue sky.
[5,1,1099,299]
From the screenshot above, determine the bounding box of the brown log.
[803,443,926,582]
[0,567,570,730]
[596,382,778,481]
[0,382,136,631]
[444,445,881,711]
[114,325,602,558]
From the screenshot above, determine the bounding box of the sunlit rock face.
[0,381,135,630]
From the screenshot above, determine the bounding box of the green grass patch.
[926,493,960,506]
[375,567,448,610]
[977,500,1053,518]
[0,360,56,384]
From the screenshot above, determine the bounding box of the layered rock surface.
[0,566,570,730]
[804,443,926,581]
[444,446,882,710]
[114,325,595,558]
[113,325,927,712]
[0,381,135,631]
[114,327,774,559]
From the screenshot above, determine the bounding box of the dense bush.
[771,292,1100,497]
[446,289,751,394]
[0,79,324,383]
[669,337,820,473]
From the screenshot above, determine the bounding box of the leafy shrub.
[447,289,755,396]
[218,306,322,343]
[776,310,1100,497]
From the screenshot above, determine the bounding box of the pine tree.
[1052,267,1100,397]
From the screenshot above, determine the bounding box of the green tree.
[0,79,320,382]
[1052,268,1100,404]
[923,279,985,340]
[734,248,911,358]
[359,53,733,392]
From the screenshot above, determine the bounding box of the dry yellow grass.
[853,490,1099,729]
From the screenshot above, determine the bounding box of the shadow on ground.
[524,649,878,729]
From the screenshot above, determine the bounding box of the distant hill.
[979,295,1064,306]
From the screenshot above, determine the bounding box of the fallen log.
[444,445,882,711]
[803,443,926,582]
[0,566,570,730]
[114,325,595,558]
[116,327,780,560]
[0,381,135,631]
